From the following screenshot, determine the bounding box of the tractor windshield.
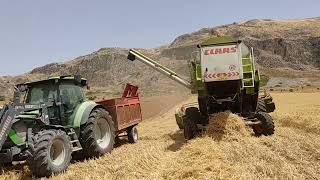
[59,83,85,111]
[26,83,57,104]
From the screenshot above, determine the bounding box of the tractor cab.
[17,76,87,125]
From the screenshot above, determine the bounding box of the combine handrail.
[128,49,192,89]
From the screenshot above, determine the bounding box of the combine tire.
[79,108,115,158]
[27,130,72,177]
[256,99,267,113]
[127,126,138,143]
[253,112,275,136]
[183,107,199,140]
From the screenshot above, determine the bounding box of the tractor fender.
[73,101,104,128]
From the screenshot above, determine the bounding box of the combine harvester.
[127,36,275,140]
[0,76,142,177]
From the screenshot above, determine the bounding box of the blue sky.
[0,0,319,75]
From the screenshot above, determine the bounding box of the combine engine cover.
[201,44,243,82]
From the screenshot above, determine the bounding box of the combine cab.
[127,36,275,140]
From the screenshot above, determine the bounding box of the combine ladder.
[242,47,255,88]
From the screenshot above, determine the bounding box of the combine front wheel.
[256,99,267,113]
[183,107,200,140]
[253,112,275,136]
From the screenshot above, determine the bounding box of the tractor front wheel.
[27,129,72,177]
[252,112,275,136]
[79,108,115,158]
[183,107,200,140]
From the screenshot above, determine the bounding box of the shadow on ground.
[166,130,186,152]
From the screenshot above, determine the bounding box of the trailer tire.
[79,108,115,158]
[127,126,138,143]
[256,99,267,113]
[253,112,275,136]
[27,129,72,177]
[183,107,199,140]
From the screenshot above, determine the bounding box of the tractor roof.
[198,36,241,47]
[18,76,87,87]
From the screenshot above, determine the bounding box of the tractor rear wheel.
[183,107,200,140]
[127,126,138,143]
[253,112,275,136]
[79,108,115,158]
[256,99,267,113]
[27,129,72,177]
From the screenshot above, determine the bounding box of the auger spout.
[127,49,192,89]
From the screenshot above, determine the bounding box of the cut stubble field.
[1,92,320,180]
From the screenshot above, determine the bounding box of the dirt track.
[1,93,320,179]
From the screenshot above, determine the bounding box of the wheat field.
[1,92,320,180]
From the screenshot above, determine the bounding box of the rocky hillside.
[163,17,320,70]
[1,17,320,98]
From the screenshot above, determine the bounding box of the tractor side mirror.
[74,75,82,84]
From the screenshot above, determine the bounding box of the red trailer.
[96,84,142,143]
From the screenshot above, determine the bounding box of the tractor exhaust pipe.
[127,49,192,89]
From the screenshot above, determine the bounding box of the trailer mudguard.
[72,101,104,127]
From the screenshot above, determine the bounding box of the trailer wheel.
[256,99,267,113]
[183,107,199,140]
[27,129,72,177]
[127,126,138,143]
[79,108,115,158]
[253,112,275,136]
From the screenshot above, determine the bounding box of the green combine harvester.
[128,36,275,140]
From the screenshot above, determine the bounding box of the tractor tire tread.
[79,108,115,158]
[27,129,72,177]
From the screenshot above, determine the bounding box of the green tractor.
[0,76,116,177]
[127,36,275,140]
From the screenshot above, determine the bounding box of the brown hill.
[1,17,320,98]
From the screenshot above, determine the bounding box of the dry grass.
[1,92,320,180]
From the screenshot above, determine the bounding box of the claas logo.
[204,47,237,55]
